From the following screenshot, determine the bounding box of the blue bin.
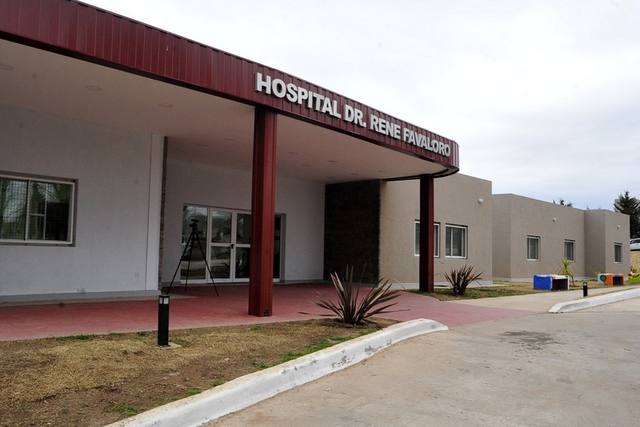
[533,275,553,290]
[534,274,569,291]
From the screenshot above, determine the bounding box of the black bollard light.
[582,281,588,298]
[158,293,170,346]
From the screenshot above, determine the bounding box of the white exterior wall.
[161,154,325,283]
[0,105,163,298]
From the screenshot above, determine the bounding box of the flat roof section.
[0,0,459,176]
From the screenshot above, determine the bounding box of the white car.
[631,238,640,251]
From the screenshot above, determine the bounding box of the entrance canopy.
[0,0,458,181]
[0,39,454,184]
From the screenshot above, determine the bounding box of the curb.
[107,318,447,427]
[549,288,640,313]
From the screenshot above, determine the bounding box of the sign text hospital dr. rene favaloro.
[255,72,451,157]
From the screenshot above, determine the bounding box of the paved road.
[211,298,640,427]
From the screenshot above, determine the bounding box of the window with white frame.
[614,243,622,263]
[564,240,575,262]
[413,221,440,257]
[445,224,467,258]
[527,236,540,261]
[0,174,75,244]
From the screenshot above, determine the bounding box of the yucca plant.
[559,258,575,286]
[317,266,401,326]
[444,265,483,296]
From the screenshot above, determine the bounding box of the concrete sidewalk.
[448,285,640,312]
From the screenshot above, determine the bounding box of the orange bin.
[598,273,624,286]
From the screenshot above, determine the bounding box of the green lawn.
[410,280,611,301]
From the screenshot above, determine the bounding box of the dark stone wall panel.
[324,180,380,283]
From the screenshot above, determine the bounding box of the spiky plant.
[444,265,483,296]
[316,267,401,326]
[559,258,575,286]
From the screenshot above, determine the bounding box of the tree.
[614,191,639,238]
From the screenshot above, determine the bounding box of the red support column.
[249,108,278,316]
[419,174,435,293]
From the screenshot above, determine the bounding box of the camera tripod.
[167,219,219,296]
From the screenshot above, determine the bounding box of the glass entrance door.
[181,205,283,283]
[209,209,233,281]
[233,213,252,280]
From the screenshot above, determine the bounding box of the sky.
[84,0,640,210]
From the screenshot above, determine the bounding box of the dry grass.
[0,319,390,427]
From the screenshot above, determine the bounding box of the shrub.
[317,267,401,326]
[559,258,575,286]
[444,265,483,296]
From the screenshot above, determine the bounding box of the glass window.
[211,210,232,243]
[564,240,575,262]
[527,236,540,261]
[614,243,622,263]
[181,205,208,280]
[0,174,73,244]
[445,224,467,258]
[180,207,284,282]
[236,213,251,244]
[414,221,440,257]
[210,246,231,278]
[0,178,27,240]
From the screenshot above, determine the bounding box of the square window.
[564,240,575,262]
[527,236,540,261]
[445,224,467,258]
[614,243,622,263]
[0,174,74,244]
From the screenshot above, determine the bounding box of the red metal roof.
[0,0,459,173]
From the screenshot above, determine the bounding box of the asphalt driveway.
[211,298,640,427]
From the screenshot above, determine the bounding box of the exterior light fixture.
[158,293,170,346]
[617,225,621,229]
[553,217,557,222]
[477,198,484,204]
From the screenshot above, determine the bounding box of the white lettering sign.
[255,72,450,157]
